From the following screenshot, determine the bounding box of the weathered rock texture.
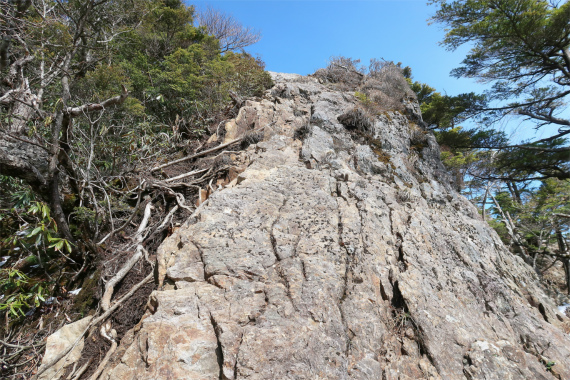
[102,73,570,379]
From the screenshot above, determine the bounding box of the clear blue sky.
[189,0,484,96]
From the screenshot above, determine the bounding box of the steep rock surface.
[102,73,570,380]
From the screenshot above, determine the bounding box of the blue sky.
[189,0,484,95]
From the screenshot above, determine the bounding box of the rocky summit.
[96,73,570,379]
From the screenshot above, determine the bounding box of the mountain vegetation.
[0,0,271,376]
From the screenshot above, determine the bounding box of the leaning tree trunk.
[557,229,570,294]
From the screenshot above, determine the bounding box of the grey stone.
[38,316,92,380]
[100,73,570,380]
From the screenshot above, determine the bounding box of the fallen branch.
[173,192,193,212]
[150,136,245,173]
[70,358,92,380]
[66,85,129,117]
[152,205,178,233]
[164,168,209,183]
[88,340,116,380]
[540,250,570,260]
[134,202,154,243]
[100,245,144,312]
[88,322,117,380]
[229,90,243,108]
[93,273,153,326]
[161,168,212,189]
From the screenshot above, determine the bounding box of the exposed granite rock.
[100,73,570,380]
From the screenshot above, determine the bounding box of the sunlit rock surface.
[101,73,570,380]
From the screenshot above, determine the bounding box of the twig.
[0,339,45,350]
[97,182,145,245]
[70,358,92,380]
[540,256,560,274]
[332,63,364,77]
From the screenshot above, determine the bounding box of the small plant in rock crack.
[337,107,374,133]
[394,309,411,331]
[294,124,311,141]
[545,361,556,372]
[396,188,414,203]
[355,91,372,107]
[388,305,414,335]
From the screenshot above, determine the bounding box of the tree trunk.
[506,181,522,204]
[557,229,570,294]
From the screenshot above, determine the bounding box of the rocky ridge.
[94,72,570,379]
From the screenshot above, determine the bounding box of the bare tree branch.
[196,6,261,52]
[66,85,129,117]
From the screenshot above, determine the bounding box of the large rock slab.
[102,73,570,380]
[38,316,92,380]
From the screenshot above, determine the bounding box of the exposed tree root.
[32,272,153,380]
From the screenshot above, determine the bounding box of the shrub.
[338,107,374,133]
[313,56,365,90]
[409,123,429,148]
[314,57,415,112]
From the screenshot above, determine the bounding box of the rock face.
[102,73,570,380]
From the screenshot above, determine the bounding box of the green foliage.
[486,218,510,244]
[354,91,372,107]
[493,138,570,180]
[3,201,73,258]
[0,269,48,320]
[0,0,271,334]
[429,0,570,179]
[53,0,273,192]
[440,150,477,170]
[430,0,570,85]
[489,192,519,219]
[484,179,570,264]
[407,68,487,131]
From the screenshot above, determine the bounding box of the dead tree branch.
[150,136,245,173]
[100,202,153,312]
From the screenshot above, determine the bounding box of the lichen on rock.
[97,73,570,380]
